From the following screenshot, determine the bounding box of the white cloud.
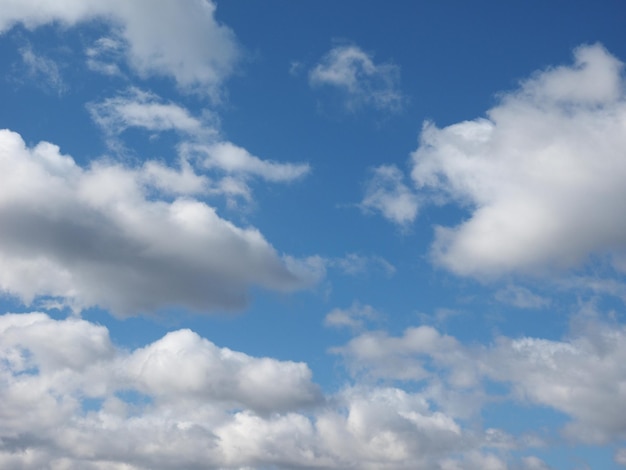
[0,129,312,315]
[0,312,521,469]
[186,141,311,183]
[88,89,310,202]
[309,44,405,112]
[330,253,396,277]
[332,325,468,384]
[85,36,124,76]
[494,285,550,309]
[616,448,626,466]
[482,314,626,444]
[520,456,551,470]
[0,0,240,97]
[334,309,626,445]
[18,44,66,94]
[324,302,380,331]
[88,88,216,138]
[361,165,419,227]
[409,44,626,277]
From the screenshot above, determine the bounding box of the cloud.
[185,141,311,183]
[409,43,626,277]
[309,44,405,112]
[334,309,626,445]
[482,314,626,444]
[329,253,396,277]
[85,36,124,76]
[88,88,217,138]
[361,165,419,227]
[493,285,550,309]
[0,0,239,97]
[18,44,66,94]
[87,89,310,206]
[324,302,380,331]
[0,312,523,469]
[0,129,314,315]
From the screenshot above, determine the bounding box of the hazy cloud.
[361,165,419,227]
[309,44,405,112]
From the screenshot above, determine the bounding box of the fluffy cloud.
[0,129,313,315]
[0,0,239,96]
[361,165,419,227]
[334,310,626,445]
[409,44,626,277]
[483,314,626,444]
[309,44,405,112]
[0,312,517,470]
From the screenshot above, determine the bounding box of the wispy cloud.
[309,44,405,112]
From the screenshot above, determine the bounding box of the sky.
[0,1,625,469]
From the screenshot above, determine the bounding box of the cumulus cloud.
[0,129,314,315]
[0,312,521,470]
[409,43,626,277]
[361,165,419,227]
[483,315,626,444]
[309,44,405,112]
[0,0,239,97]
[334,310,626,445]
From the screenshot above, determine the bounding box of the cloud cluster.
[409,44,626,277]
[0,129,313,315]
[334,310,626,445]
[309,44,405,112]
[362,44,626,282]
[0,0,239,96]
[0,312,521,470]
[89,89,311,199]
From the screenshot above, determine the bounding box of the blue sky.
[0,1,625,469]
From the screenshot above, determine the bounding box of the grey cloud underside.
[0,129,304,315]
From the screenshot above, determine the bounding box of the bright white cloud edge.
[408,43,626,278]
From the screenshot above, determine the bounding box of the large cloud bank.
[0,129,308,315]
[0,312,561,470]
